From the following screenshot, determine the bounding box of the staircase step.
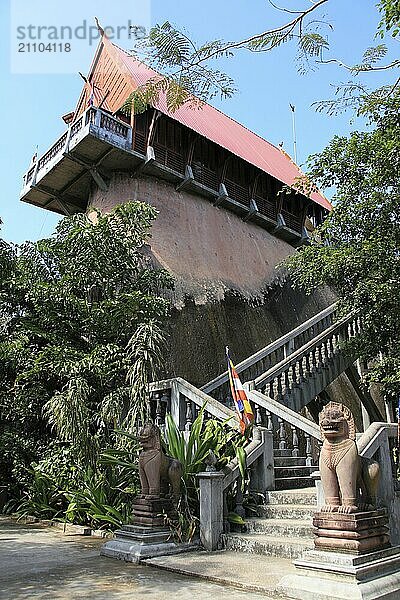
[244,517,314,537]
[274,466,316,478]
[257,503,315,520]
[273,456,307,467]
[275,476,315,490]
[222,532,314,559]
[265,488,317,506]
[273,449,292,457]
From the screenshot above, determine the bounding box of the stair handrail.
[357,421,397,458]
[149,376,237,426]
[357,422,399,507]
[249,312,356,392]
[149,377,269,479]
[247,390,322,441]
[201,302,338,395]
[149,379,271,474]
[149,378,270,469]
[197,424,273,551]
[221,427,269,490]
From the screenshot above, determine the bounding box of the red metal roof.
[111,42,331,211]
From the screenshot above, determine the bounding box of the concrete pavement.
[0,517,281,599]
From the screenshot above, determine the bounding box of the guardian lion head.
[139,422,161,451]
[319,401,355,442]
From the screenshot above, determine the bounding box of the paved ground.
[145,551,296,594]
[0,517,290,599]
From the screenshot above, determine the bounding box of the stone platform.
[0,517,264,600]
[101,496,198,563]
[100,524,198,563]
[313,509,390,554]
[277,546,400,600]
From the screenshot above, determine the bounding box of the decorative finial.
[94,17,105,37]
[204,450,218,472]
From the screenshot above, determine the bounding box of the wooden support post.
[94,108,101,128]
[30,160,40,187]
[274,213,286,232]
[132,146,155,178]
[214,183,229,207]
[243,198,259,222]
[186,134,198,166]
[147,109,161,148]
[250,172,260,199]
[89,167,108,192]
[63,125,73,155]
[176,165,194,191]
[56,198,73,216]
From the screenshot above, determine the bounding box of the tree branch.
[267,0,305,14]
[187,0,329,62]
[317,57,400,72]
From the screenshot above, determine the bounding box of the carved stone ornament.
[319,402,380,514]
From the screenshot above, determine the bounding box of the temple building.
[20,33,341,387]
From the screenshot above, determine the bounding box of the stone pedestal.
[101,496,197,563]
[277,546,400,600]
[131,497,175,527]
[313,509,390,554]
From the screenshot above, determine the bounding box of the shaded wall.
[90,172,362,423]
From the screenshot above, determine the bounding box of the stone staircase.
[274,453,317,490]
[222,488,316,559]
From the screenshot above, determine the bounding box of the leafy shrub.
[15,437,140,529]
[163,409,250,540]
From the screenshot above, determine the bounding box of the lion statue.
[319,402,380,514]
[138,422,182,504]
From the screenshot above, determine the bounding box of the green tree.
[286,91,400,398]
[0,201,173,499]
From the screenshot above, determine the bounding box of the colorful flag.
[226,347,254,434]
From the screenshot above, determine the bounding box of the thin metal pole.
[290,104,297,164]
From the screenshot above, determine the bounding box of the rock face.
[91,174,335,371]
[89,173,363,421]
[91,173,301,305]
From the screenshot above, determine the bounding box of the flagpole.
[290,104,298,164]
[397,396,400,469]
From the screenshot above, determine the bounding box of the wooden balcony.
[21,107,138,215]
[21,106,306,245]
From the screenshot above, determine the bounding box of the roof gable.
[76,36,330,210]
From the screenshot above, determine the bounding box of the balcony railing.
[224,179,250,207]
[254,194,277,221]
[23,107,133,188]
[153,141,185,175]
[133,131,146,155]
[192,164,219,191]
[281,209,302,233]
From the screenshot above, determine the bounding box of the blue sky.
[1,0,397,243]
